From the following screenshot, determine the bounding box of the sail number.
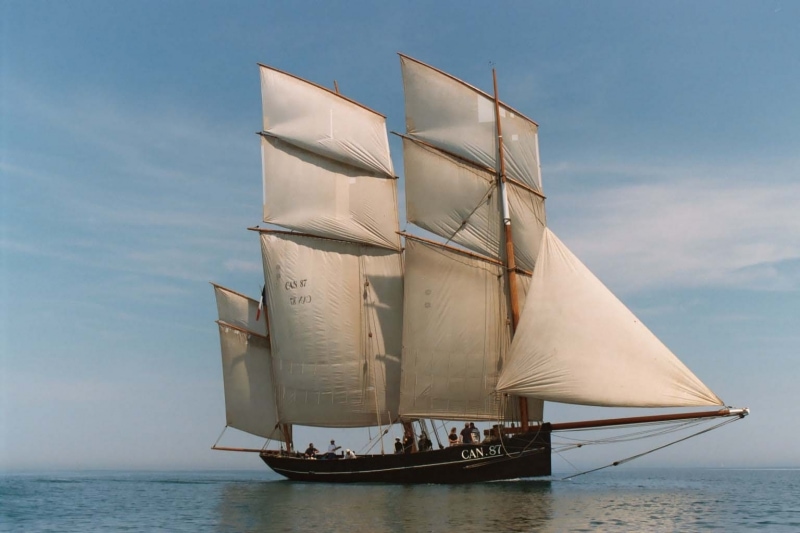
[284,279,307,290]
[460,445,503,460]
[284,279,311,306]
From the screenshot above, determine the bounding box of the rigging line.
[442,182,499,248]
[554,419,710,446]
[551,419,720,455]
[559,416,743,481]
[360,415,399,455]
[211,426,228,449]
[365,274,386,455]
[553,447,582,477]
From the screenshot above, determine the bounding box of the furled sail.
[213,284,283,440]
[497,229,724,407]
[260,64,400,251]
[260,231,403,427]
[399,237,543,421]
[399,54,542,193]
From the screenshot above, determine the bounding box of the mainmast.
[491,68,529,431]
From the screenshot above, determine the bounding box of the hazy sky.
[2,1,798,472]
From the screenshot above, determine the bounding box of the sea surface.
[1,468,798,532]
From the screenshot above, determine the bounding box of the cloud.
[546,159,800,293]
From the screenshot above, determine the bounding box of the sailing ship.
[210,54,748,483]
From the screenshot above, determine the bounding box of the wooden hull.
[260,429,551,484]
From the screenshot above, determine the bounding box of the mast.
[492,68,529,431]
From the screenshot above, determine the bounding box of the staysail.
[213,284,283,440]
[497,229,723,407]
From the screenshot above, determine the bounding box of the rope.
[443,183,498,247]
[559,415,743,480]
[211,426,228,449]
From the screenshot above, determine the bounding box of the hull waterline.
[260,429,551,484]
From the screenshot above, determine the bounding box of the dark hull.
[260,429,551,484]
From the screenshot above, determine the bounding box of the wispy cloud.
[546,159,800,293]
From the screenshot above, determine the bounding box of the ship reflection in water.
[217,478,554,532]
[216,468,788,532]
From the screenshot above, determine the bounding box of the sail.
[260,64,394,177]
[261,135,400,250]
[260,231,403,427]
[402,137,545,272]
[213,284,283,440]
[399,54,542,193]
[399,237,515,421]
[497,229,724,407]
[260,65,400,251]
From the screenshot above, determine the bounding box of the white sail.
[399,237,514,421]
[403,137,545,272]
[497,229,724,407]
[260,231,403,427]
[213,285,283,440]
[400,54,542,193]
[260,64,394,177]
[261,135,400,250]
[507,182,546,273]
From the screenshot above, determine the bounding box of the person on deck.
[418,433,432,452]
[304,443,319,458]
[394,437,404,454]
[402,433,414,454]
[470,422,480,444]
[448,427,459,446]
[344,449,356,459]
[325,439,341,459]
[460,423,473,444]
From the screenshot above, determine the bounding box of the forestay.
[260,232,403,427]
[497,229,724,407]
[213,284,283,440]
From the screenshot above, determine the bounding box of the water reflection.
[217,479,553,532]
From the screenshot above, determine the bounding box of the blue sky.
[2,1,798,471]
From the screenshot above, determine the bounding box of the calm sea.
[1,468,798,532]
